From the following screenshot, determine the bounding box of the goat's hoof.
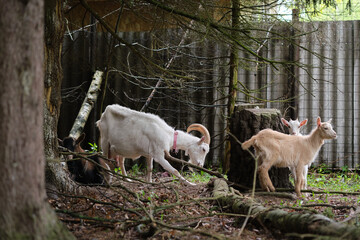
[298,193,308,199]
[295,192,304,198]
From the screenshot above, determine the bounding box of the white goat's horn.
[187,124,211,145]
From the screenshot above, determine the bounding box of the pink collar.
[172,131,179,153]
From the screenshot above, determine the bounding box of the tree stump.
[228,106,293,191]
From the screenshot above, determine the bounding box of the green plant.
[130,163,142,176]
[323,207,335,219]
[341,165,349,173]
[308,170,360,192]
[293,199,303,207]
[114,167,122,174]
[147,192,158,201]
[88,142,98,153]
[317,163,331,174]
[340,165,349,177]
[187,170,212,183]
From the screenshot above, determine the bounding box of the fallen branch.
[164,151,250,190]
[252,191,296,200]
[153,220,225,240]
[211,178,360,239]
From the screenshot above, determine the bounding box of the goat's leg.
[145,157,153,183]
[295,166,304,197]
[258,163,275,192]
[116,155,132,182]
[290,166,297,182]
[155,157,195,186]
[256,148,278,192]
[303,165,308,189]
[100,160,112,184]
[107,145,119,170]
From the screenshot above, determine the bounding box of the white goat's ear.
[300,119,308,127]
[198,136,205,145]
[328,118,332,123]
[317,117,321,127]
[281,118,289,127]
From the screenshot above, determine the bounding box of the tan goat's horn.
[187,124,211,145]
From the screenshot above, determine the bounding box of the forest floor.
[48,170,360,240]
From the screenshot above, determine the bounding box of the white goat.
[281,118,310,188]
[281,118,308,136]
[96,104,211,185]
[242,117,336,197]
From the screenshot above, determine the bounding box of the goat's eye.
[202,148,206,152]
[324,127,328,130]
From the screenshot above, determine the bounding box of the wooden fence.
[59,20,360,169]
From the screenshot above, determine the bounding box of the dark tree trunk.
[228,106,293,191]
[0,0,74,238]
[44,0,79,192]
[224,0,241,173]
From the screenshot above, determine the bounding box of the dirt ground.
[48,172,360,239]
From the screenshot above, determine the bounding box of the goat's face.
[185,124,211,166]
[317,117,337,139]
[288,119,301,135]
[186,141,210,167]
[281,118,307,135]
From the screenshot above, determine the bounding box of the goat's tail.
[241,137,256,150]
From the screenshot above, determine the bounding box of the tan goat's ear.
[300,119,308,127]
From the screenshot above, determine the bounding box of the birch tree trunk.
[0,0,74,238]
[212,179,360,239]
[69,70,103,139]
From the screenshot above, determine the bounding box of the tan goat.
[242,117,336,197]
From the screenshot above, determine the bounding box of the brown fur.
[242,117,336,197]
[61,133,111,184]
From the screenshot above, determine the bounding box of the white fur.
[96,104,210,185]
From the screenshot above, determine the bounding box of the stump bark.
[228,106,293,191]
